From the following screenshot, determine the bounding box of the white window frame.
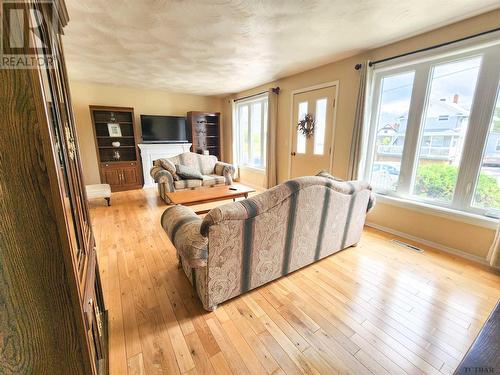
[233,94,268,170]
[363,40,500,220]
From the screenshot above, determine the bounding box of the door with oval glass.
[290,85,337,178]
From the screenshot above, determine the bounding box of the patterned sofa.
[150,152,235,203]
[161,174,375,311]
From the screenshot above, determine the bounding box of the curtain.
[224,98,239,180]
[488,225,500,269]
[266,88,279,188]
[347,60,372,180]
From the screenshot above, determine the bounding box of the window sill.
[239,165,266,174]
[373,193,498,230]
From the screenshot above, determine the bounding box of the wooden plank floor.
[90,187,500,375]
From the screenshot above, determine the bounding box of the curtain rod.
[233,87,280,102]
[355,27,500,70]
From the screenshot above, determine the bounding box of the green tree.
[414,164,457,201]
[414,164,500,209]
[493,106,500,132]
[475,172,500,209]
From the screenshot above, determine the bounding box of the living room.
[1,1,500,375]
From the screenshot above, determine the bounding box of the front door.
[290,85,337,178]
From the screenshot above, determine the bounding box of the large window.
[234,95,268,169]
[364,41,500,218]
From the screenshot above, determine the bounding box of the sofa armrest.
[161,205,208,268]
[214,161,235,184]
[367,192,376,213]
[151,166,175,191]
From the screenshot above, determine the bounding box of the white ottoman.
[86,184,111,206]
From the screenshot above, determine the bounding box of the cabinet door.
[38,42,91,286]
[83,251,108,375]
[102,169,121,187]
[122,166,139,185]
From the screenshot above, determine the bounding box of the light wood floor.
[90,187,500,375]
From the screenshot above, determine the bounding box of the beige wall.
[222,9,500,259]
[70,81,222,185]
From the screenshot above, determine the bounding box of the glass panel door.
[36,16,90,288]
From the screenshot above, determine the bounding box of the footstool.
[86,184,111,206]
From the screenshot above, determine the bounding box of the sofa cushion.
[176,164,203,180]
[159,158,180,180]
[170,152,218,175]
[202,174,226,187]
[174,179,203,189]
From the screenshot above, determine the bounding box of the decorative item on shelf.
[112,150,121,161]
[111,141,120,148]
[107,123,122,137]
[297,113,316,138]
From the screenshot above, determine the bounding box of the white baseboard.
[365,221,489,266]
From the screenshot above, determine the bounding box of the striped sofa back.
[200,176,373,308]
[163,152,218,175]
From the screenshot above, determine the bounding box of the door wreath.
[297,113,315,138]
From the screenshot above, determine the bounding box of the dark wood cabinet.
[90,106,143,191]
[101,161,141,191]
[187,111,222,159]
[0,1,107,374]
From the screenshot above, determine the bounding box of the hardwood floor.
[90,187,500,375]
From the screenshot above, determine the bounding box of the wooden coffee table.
[165,184,256,214]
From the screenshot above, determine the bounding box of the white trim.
[287,80,339,179]
[374,193,498,229]
[239,165,265,174]
[365,221,489,266]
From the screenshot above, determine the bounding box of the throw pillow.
[159,158,180,181]
[176,164,203,180]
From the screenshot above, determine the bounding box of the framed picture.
[107,123,122,137]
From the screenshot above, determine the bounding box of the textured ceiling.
[63,0,500,96]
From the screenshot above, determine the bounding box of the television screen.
[140,115,189,143]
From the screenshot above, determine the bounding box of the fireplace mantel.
[138,143,192,187]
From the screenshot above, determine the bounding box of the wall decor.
[297,113,316,138]
[107,123,122,137]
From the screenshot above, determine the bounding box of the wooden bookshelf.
[90,106,143,191]
[187,111,221,159]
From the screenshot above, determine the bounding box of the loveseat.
[161,173,375,311]
[150,152,235,203]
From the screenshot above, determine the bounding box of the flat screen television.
[140,115,190,143]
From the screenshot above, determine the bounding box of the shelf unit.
[187,111,221,159]
[90,106,143,191]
